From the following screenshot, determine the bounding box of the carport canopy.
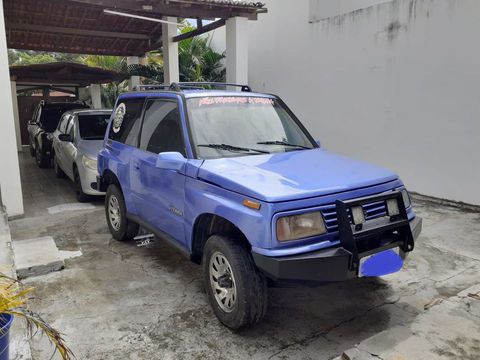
[4,0,266,56]
[0,0,267,217]
[10,61,128,90]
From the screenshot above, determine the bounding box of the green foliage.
[83,55,128,107]
[128,24,225,83]
[8,50,82,66]
[178,25,225,82]
[83,55,127,73]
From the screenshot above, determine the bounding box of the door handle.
[133,162,140,170]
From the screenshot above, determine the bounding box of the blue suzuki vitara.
[97,83,422,329]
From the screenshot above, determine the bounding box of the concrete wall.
[248,0,480,205]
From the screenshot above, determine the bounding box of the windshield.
[78,114,110,140]
[187,96,315,159]
[40,104,88,132]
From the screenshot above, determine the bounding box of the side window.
[108,98,145,145]
[139,99,186,156]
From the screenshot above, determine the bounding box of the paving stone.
[12,236,64,278]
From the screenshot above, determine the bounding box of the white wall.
[309,0,393,22]
[0,0,24,216]
[248,0,480,205]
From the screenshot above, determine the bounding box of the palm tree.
[83,55,128,107]
[178,27,225,82]
[127,24,225,84]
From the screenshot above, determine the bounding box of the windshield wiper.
[257,140,311,149]
[198,143,270,154]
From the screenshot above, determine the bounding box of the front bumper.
[253,192,422,282]
[79,165,105,196]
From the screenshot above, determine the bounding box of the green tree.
[8,50,82,65]
[178,25,225,82]
[127,24,225,83]
[83,55,128,107]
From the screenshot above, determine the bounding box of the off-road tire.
[202,235,268,329]
[105,184,139,242]
[74,169,90,202]
[53,153,65,178]
[35,144,49,168]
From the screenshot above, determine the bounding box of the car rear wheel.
[105,184,139,241]
[53,153,65,178]
[35,144,49,168]
[203,235,268,329]
[74,169,90,202]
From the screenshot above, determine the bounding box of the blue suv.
[97,83,422,329]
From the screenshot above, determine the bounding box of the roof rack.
[133,82,252,92]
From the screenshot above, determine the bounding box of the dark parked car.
[28,100,90,168]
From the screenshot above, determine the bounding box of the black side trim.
[126,214,191,259]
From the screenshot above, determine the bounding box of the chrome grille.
[321,200,387,232]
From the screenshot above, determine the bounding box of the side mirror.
[155,152,186,172]
[59,134,72,142]
[315,139,321,147]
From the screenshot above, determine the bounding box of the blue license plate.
[359,247,404,277]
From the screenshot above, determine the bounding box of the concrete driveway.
[9,153,480,359]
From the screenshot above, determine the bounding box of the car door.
[131,97,188,246]
[53,113,70,171]
[62,116,78,180]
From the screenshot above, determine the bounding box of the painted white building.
[246,0,480,205]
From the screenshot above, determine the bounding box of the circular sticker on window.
[112,103,126,133]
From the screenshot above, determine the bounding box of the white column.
[0,1,24,217]
[127,56,140,90]
[226,17,249,86]
[162,17,179,84]
[10,80,22,152]
[90,84,102,109]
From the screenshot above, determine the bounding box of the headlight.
[401,189,411,208]
[277,211,327,242]
[82,156,97,171]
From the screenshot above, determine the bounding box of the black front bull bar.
[252,191,419,282]
[336,190,414,272]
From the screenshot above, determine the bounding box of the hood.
[77,139,104,160]
[197,149,398,203]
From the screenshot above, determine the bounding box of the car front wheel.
[105,184,139,241]
[203,235,268,329]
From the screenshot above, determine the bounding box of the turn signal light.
[243,199,261,210]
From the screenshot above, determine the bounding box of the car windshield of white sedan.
[187,96,315,159]
[78,114,111,140]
